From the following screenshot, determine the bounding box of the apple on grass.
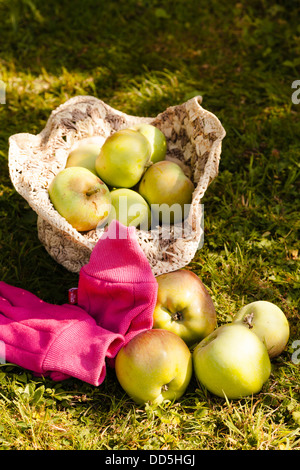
[48,166,111,232]
[106,188,151,230]
[115,329,193,405]
[232,300,290,358]
[153,269,217,347]
[65,142,101,175]
[138,160,194,224]
[130,123,167,163]
[95,128,151,188]
[192,323,271,399]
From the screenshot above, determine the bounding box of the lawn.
[0,0,299,451]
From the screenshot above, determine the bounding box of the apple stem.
[86,184,102,197]
[243,312,254,329]
[172,311,183,322]
[162,384,169,392]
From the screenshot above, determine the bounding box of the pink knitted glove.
[77,220,158,346]
[0,282,124,386]
[0,221,158,384]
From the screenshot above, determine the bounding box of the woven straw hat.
[8,95,225,276]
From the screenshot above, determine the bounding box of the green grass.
[0,0,299,450]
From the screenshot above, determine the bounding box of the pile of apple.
[115,269,290,404]
[47,124,291,405]
[48,123,195,231]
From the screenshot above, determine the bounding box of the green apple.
[232,300,290,358]
[130,123,167,163]
[115,329,193,405]
[153,269,217,346]
[106,188,151,230]
[48,166,111,232]
[95,129,151,188]
[65,143,101,175]
[193,323,271,399]
[138,160,194,224]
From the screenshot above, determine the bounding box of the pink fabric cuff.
[77,220,158,343]
[43,317,124,385]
